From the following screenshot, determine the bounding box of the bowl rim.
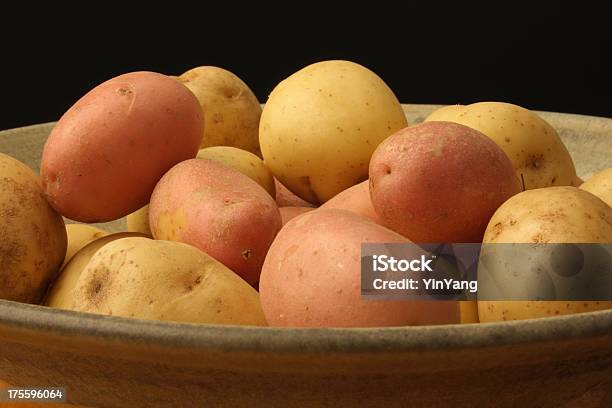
[2,299,612,354]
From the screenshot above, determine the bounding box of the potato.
[274,178,315,207]
[478,187,612,322]
[0,153,67,303]
[70,238,266,325]
[260,60,408,204]
[197,146,275,197]
[279,206,314,225]
[177,66,262,154]
[580,167,612,206]
[45,232,147,310]
[149,159,282,285]
[425,102,577,190]
[369,121,521,243]
[320,180,384,224]
[259,209,460,327]
[127,205,152,236]
[41,71,203,222]
[64,224,108,264]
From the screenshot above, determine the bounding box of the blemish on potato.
[241,249,252,260]
[491,222,503,238]
[116,87,133,96]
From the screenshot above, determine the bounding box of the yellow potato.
[45,232,147,310]
[580,167,612,207]
[64,223,108,264]
[426,102,577,190]
[127,205,152,236]
[260,60,408,204]
[177,66,262,154]
[197,146,275,197]
[478,187,612,322]
[0,153,67,303]
[71,238,267,325]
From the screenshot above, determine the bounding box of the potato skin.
[149,159,282,285]
[41,71,203,222]
[482,187,612,244]
[259,209,460,327]
[369,121,521,243]
[274,178,315,207]
[45,232,147,310]
[178,66,262,154]
[260,60,408,204]
[0,153,67,303]
[64,224,108,265]
[478,187,612,322]
[127,205,152,236]
[320,180,384,224]
[580,167,612,207]
[426,102,577,189]
[197,146,275,197]
[279,206,314,225]
[70,238,267,326]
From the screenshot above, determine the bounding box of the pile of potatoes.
[0,60,611,328]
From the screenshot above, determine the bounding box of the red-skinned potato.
[41,71,203,222]
[279,206,314,225]
[320,180,384,224]
[369,121,521,243]
[259,209,460,327]
[149,159,282,285]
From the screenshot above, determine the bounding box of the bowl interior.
[0,104,610,346]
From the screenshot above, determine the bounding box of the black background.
[0,4,609,131]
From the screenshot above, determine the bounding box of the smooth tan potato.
[64,224,108,264]
[71,238,267,325]
[369,122,521,243]
[580,167,612,207]
[41,71,203,222]
[478,187,612,322]
[177,66,262,154]
[279,206,314,225]
[127,205,152,236]
[45,232,147,310]
[149,159,282,285]
[0,153,67,303]
[320,180,384,224]
[482,187,612,244]
[197,146,275,197]
[259,209,460,327]
[260,60,408,204]
[426,102,577,190]
[274,178,315,207]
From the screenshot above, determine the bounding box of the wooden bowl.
[0,105,611,407]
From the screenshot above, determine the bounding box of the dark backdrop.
[0,4,609,130]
